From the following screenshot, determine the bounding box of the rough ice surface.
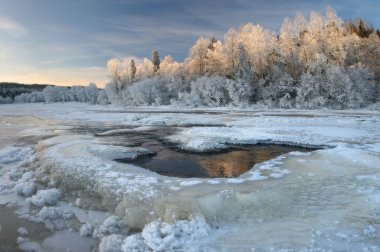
[93,215,128,239]
[121,218,211,252]
[87,144,152,160]
[80,223,95,237]
[0,103,379,251]
[0,146,34,164]
[28,188,61,207]
[140,217,211,251]
[37,206,73,230]
[99,234,124,252]
[15,181,37,197]
[17,227,28,236]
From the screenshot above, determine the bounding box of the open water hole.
[75,124,317,178]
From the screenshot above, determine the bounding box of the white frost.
[99,234,124,252]
[28,188,61,207]
[15,181,37,197]
[0,146,34,164]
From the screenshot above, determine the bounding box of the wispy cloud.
[0,16,28,37]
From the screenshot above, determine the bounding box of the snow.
[87,144,153,160]
[37,206,73,230]
[15,181,37,197]
[80,223,95,237]
[122,234,149,252]
[137,217,211,251]
[0,103,379,251]
[96,126,154,136]
[8,169,23,181]
[28,188,61,207]
[0,146,34,164]
[99,234,124,252]
[93,216,128,239]
[17,227,28,236]
[179,180,202,187]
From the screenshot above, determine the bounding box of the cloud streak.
[0,16,28,37]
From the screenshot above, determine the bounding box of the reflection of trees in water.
[200,151,253,177]
[199,147,296,178]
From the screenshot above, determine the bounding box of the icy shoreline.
[0,103,379,251]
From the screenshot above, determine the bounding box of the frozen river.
[0,103,379,251]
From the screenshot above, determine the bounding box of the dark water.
[129,144,313,178]
[88,126,315,178]
[72,124,315,178]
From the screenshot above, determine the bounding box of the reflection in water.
[126,144,312,178]
[200,150,252,177]
[197,145,309,178]
[91,126,314,178]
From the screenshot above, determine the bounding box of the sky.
[0,0,379,88]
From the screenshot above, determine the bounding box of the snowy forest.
[2,8,380,109]
[0,83,109,105]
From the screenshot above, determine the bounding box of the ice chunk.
[28,188,61,207]
[141,217,211,251]
[8,169,23,181]
[80,223,95,237]
[122,234,149,252]
[15,181,37,197]
[0,183,13,195]
[179,180,202,187]
[17,227,28,236]
[87,144,152,160]
[0,146,34,164]
[93,216,128,239]
[37,206,73,230]
[96,126,154,136]
[18,240,43,252]
[20,171,35,182]
[99,234,124,252]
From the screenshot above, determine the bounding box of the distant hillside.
[0,82,52,100]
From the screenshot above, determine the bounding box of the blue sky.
[0,0,379,87]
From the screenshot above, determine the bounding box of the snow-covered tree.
[130,59,137,82]
[346,65,376,108]
[0,96,13,104]
[159,55,183,79]
[223,28,239,77]
[238,23,278,78]
[136,58,155,80]
[14,91,45,103]
[205,39,226,76]
[97,90,109,105]
[100,8,379,110]
[234,43,252,82]
[225,78,253,107]
[279,17,302,77]
[179,76,230,107]
[127,78,169,106]
[152,50,160,73]
[184,37,210,77]
[85,83,99,104]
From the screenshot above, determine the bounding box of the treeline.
[0,83,109,105]
[105,8,380,109]
[3,9,379,110]
[0,82,50,104]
